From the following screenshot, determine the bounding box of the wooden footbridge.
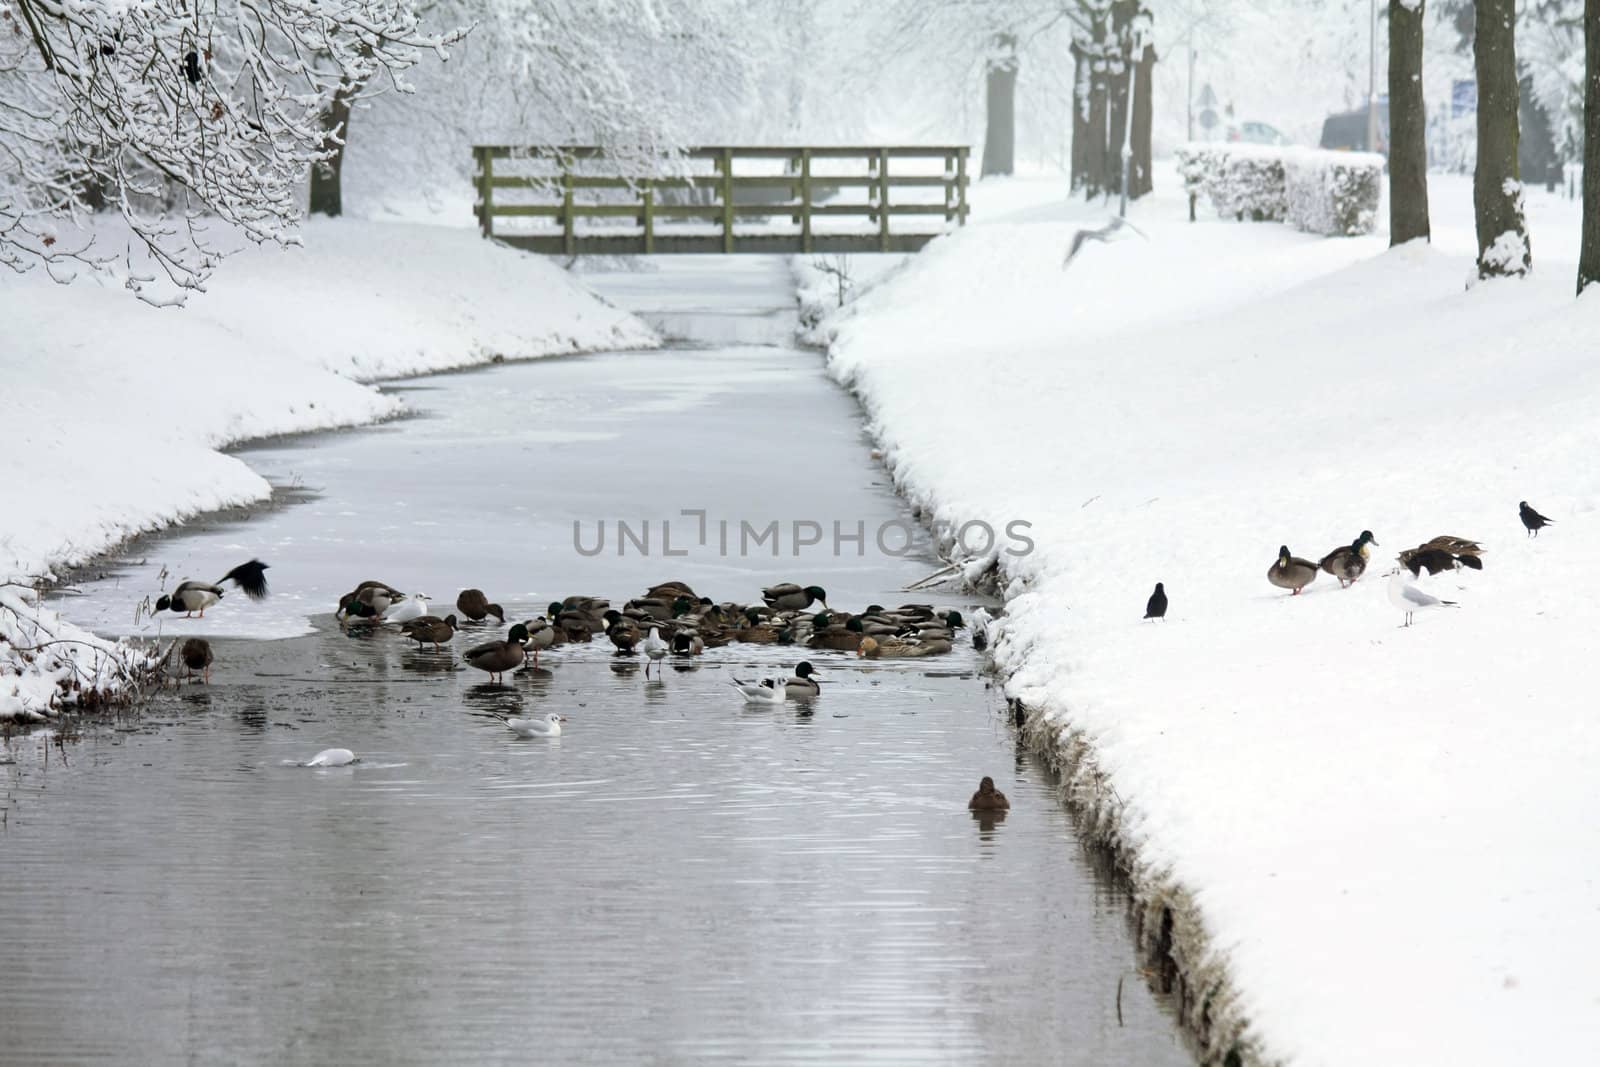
[472,146,970,255]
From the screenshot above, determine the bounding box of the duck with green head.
[463,623,529,683]
[1318,530,1379,588]
[549,601,593,643]
[761,584,827,612]
[604,609,642,654]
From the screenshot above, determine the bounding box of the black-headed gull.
[1387,570,1458,627]
[642,627,668,678]
[730,676,788,706]
[303,748,357,767]
[500,712,566,738]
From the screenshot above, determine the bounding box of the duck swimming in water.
[968,776,1010,811]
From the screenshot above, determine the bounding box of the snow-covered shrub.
[1174,143,1225,202]
[1284,150,1383,236]
[1212,147,1288,222]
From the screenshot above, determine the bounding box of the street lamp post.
[1367,0,1380,153]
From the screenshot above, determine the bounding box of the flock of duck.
[1144,500,1555,627]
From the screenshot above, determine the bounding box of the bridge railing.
[472,145,970,255]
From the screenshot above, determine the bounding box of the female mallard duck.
[462,623,529,683]
[857,635,952,658]
[559,597,610,632]
[153,560,271,618]
[761,583,828,612]
[1268,546,1318,595]
[807,615,865,652]
[548,602,594,643]
[401,613,457,651]
[1398,536,1485,576]
[646,581,697,601]
[604,610,641,654]
[781,660,820,696]
[180,637,213,683]
[968,776,1010,811]
[455,589,505,624]
[1319,530,1378,588]
[338,582,405,623]
[523,616,557,666]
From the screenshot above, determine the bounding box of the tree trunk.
[1131,41,1155,197]
[1388,0,1430,245]
[980,34,1018,178]
[1578,0,1600,293]
[1473,0,1529,277]
[309,80,358,217]
[1070,41,1091,192]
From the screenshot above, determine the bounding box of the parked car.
[1320,104,1388,155]
[1227,120,1291,146]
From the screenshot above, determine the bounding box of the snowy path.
[812,171,1600,1065]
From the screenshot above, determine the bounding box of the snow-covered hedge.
[1175,143,1383,236]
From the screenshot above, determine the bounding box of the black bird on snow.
[1519,501,1553,537]
[153,560,270,617]
[1144,582,1167,621]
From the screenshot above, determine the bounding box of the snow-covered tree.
[1473,0,1530,278]
[1580,0,1600,294]
[1390,0,1430,245]
[0,0,461,301]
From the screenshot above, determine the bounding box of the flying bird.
[1062,216,1146,270]
[153,559,270,618]
[1519,501,1553,537]
[1144,582,1167,620]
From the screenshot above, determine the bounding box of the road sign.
[1198,108,1218,130]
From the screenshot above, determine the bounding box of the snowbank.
[811,173,1600,1064]
[1,218,656,714]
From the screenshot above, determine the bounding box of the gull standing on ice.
[1387,570,1458,627]
[641,627,668,678]
[385,593,432,624]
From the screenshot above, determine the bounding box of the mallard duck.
[641,627,668,678]
[560,597,611,632]
[455,589,504,623]
[782,660,820,696]
[807,615,865,652]
[856,635,952,658]
[547,602,593,643]
[646,581,697,601]
[761,584,827,612]
[462,623,529,683]
[523,616,557,666]
[180,637,212,683]
[1319,530,1378,588]
[1267,546,1318,595]
[968,776,1010,811]
[1398,536,1485,576]
[672,630,704,656]
[499,712,566,738]
[1519,501,1553,537]
[401,613,457,651]
[604,610,641,654]
[338,582,406,622]
[153,560,271,618]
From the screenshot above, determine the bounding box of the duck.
[968,776,1010,811]
[547,602,594,643]
[733,606,788,644]
[152,559,271,618]
[1267,546,1318,595]
[761,583,828,612]
[781,660,821,697]
[672,630,705,656]
[559,597,611,632]
[1398,536,1485,577]
[807,614,865,652]
[385,593,432,624]
[400,613,457,651]
[462,623,529,683]
[857,635,952,658]
[729,674,788,705]
[499,712,566,738]
[604,610,642,654]
[455,589,505,624]
[179,637,213,683]
[1319,530,1378,588]
[338,581,406,622]
[523,616,557,666]
[646,581,697,601]
[641,627,668,678]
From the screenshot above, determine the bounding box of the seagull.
[730,675,788,706]
[385,593,432,624]
[1062,215,1147,270]
[971,606,993,650]
[1519,501,1553,537]
[303,748,357,767]
[1387,570,1458,627]
[1144,582,1167,620]
[641,627,668,678]
[499,712,567,738]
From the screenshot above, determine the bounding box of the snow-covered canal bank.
[4,258,1191,1064]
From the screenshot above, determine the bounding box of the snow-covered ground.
[808,167,1600,1064]
[2,219,655,718]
